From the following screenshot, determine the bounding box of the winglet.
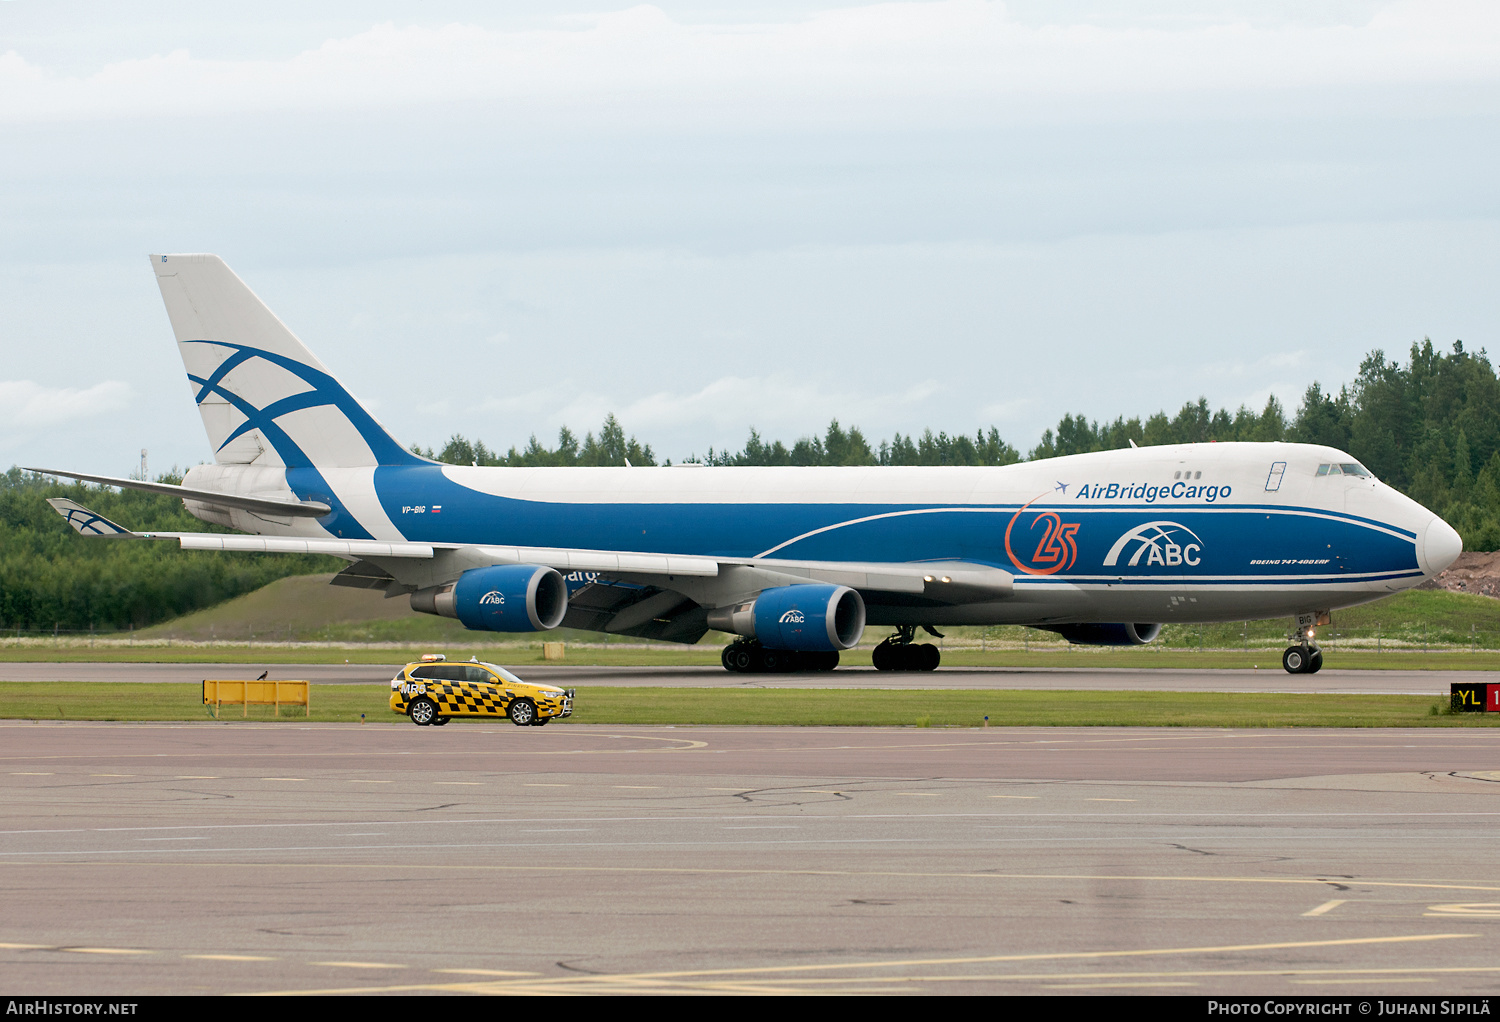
[46,499,138,538]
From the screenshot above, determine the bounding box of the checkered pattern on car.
[428,681,508,716]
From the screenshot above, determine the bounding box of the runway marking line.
[1425,903,1500,916]
[184,954,277,962]
[20,860,1500,896]
[348,780,391,784]
[1290,978,1433,985]
[11,772,53,776]
[989,795,1039,799]
[432,968,539,977]
[242,933,1477,996]
[1302,899,1347,916]
[260,778,305,782]
[309,960,407,970]
[65,947,151,955]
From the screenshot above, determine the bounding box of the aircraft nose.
[1420,516,1462,576]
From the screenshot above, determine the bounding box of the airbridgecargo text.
[6,1004,138,1016]
[1077,482,1232,503]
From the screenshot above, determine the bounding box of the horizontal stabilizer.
[46,499,137,538]
[25,467,331,518]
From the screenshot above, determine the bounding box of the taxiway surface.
[2,720,1499,995]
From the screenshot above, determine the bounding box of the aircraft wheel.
[723,644,755,673]
[409,697,438,726]
[816,651,839,672]
[1306,648,1323,674]
[872,641,897,671]
[1282,647,1307,674]
[919,644,941,671]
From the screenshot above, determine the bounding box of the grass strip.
[2,683,1497,728]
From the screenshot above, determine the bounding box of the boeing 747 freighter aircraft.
[34,254,1463,675]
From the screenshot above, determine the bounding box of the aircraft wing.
[45,499,1012,643]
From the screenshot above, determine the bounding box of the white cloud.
[2,2,1498,126]
[0,380,133,428]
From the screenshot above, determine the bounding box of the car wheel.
[508,699,537,726]
[530,716,550,727]
[432,716,450,726]
[409,697,438,726]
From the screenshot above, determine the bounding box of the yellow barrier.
[203,679,310,718]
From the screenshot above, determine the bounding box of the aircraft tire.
[723,644,755,672]
[1282,647,1307,674]
[919,644,941,671]
[872,641,896,671]
[1306,648,1323,674]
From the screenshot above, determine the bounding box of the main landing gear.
[721,641,840,674]
[871,625,941,672]
[1281,618,1325,675]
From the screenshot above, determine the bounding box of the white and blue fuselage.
[36,254,1463,669]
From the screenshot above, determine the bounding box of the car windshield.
[481,663,525,685]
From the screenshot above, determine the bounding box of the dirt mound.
[1419,551,1500,598]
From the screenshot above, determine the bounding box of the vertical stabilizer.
[151,254,419,468]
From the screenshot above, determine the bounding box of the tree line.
[0,468,337,631]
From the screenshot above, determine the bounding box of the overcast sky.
[3,1,1498,474]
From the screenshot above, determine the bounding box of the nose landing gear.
[1281,616,1326,674]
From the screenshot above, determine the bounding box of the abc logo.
[479,591,505,605]
[779,609,806,624]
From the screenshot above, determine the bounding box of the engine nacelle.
[705,584,865,652]
[1048,622,1163,646]
[410,564,568,632]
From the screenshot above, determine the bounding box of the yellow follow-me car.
[389,655,574,727]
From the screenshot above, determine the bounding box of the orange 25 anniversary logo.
[1004,500,1080,575]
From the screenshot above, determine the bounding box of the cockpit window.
[1316,463,1372,478]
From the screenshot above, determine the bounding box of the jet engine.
[705,584,865,651]
[410,564,568,632]
[1048,622,1163,646]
